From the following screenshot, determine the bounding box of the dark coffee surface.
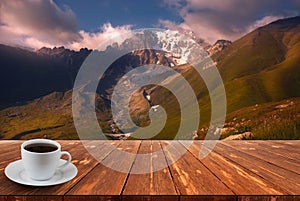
[24,143,58,153]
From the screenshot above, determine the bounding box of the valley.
[0,16,299,140]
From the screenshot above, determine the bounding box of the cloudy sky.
[0,0,300,50]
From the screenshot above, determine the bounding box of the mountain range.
[0,16,299,140]
[0,45,91,108]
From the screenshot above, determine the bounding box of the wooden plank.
[6,196,62,201]
[123,141,177,195]
[180,141,288,195]
[253,141,300,160]
[152,141,178,195]
[81,140,123,161]
[29,141,99,195]
[160,141,233,195]
[0,141,36,195]
[122,195,178,201]
[213,142,300,194]
[0,141,22,149]
[0,140,299,198]
[0,140,122,196]
[180,195,236,201]
[122,140,152,195]
[270,140,300,150]
[0,141,24,167]
[0,141,80,169]
[226,140,300,160]
[0,141,21,167]
[0,140,122,195]
[0,140,81,172]
[225,141,300,161]
[238,195,300,201]
[0,140,22,145]
[222,141,300,174]
[64,195,121,201]
[32,140,123,195]
[67,140,141,195]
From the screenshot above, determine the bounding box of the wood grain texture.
[66,140,141,195]
[6,196,62,201]
[255,141,300,160]
[180,195,236,201]
[238,195,300,201]
[64,195,121,201]
[0,141,35,195]
[180,141,286,195]
[29,141,100,195]
[122,195,179,201]
[0,140,299,200]
[160,141,233,195]
[123,141,177,195]
[215,142,300,194]
[221,141,300,174]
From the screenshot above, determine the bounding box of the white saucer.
[4,159,77,186]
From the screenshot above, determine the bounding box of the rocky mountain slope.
[207,40,232,56]
[0,45,91,108]
[0,16,299,140]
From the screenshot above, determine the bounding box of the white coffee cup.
[21,139,72,181]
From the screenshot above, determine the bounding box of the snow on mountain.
[155,30,208,65]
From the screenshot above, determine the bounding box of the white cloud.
[158,19,190,32]
[0,0,81,46]
[1,0,299,49]
[69,23,133,51]
[162,0,300,43]
[0,0,133,50]
[246,15,284,33]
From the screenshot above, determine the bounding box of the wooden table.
[0,140,299,201]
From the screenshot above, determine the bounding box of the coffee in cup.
[21,139,72,181]
[24,143,58,153]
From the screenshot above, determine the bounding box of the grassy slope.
[215,18,300,114]
[222,97,300,140]
[0,17,300,140]
[0,91,77,139]
[148,17,300,139]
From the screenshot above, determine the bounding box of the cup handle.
[58,151,72,169]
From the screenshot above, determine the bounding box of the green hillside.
[0,16,300,140]
[146,16,300,139]
[215,16,300,113]
[221,97,300,140]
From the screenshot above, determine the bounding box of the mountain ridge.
[0,44,91,108]
[0,16,299,139]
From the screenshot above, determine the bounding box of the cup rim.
[21,139,61,155]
